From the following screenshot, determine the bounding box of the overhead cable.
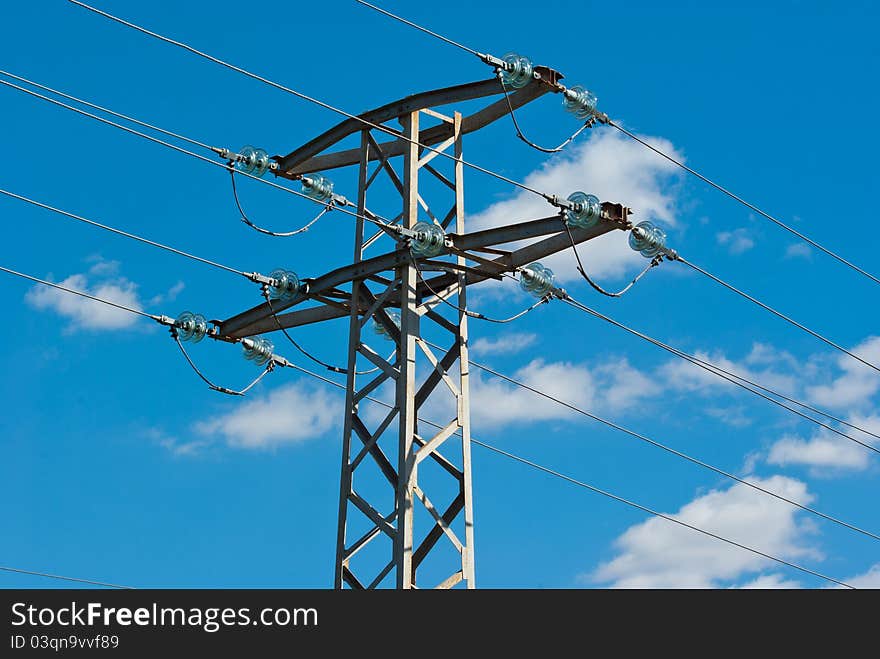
[285,359,857,589]
[0,565,132,589]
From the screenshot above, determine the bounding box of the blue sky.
[1,0,879,588]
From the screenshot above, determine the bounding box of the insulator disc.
[628,221,667,258]
[235,146,270,178]
[175,310,208,343]
[519,262,556,298]
[252,148,270,178]
[373,310,401,340]
[302,174,335,202]
[268,268,301,301]
[410,221,446,258]
[565,191,602,229]
[243,336,274,365]
[500,52,534,90]
[563,85,599,120]
[235,145,257,175]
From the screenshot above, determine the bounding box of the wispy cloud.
[736,573,800,589]
[415,353,663,429]
[467,359,596,426]
[148,280,185,307]
[805,336,880,411]
[765,413,880,473]
[660,346,798,397]
[589,476,819,588]
[590,358,662,412]
[705,405,752,428]
[25,257,145,332]
[194,382,338,450]
[766,433,870,473]
[145,427,210,457]
[716,228,755,255]
[471,332,537,356]
[25,257,188,331]
[85,256,121,277]
[784,243,812,260]
[467,356,666,426]
[843,563,880,588]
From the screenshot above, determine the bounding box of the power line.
[428,264,880,445]
[350,1,880,288]
[284,360,856,589]
[609,122,880,287]
[4,261,863,584]
[0,188,247,278]
[435,261,880,445]
[354,1,483,58]
[0,68,212,151]
[0,262,291,396]
[0,75,394,234]
[14,250,873,542]
[470,441,854,589]
[677,256,880,376]
[22,1,867,589]
[559,295,880,454]
[427,340,880,542]
[0,565,132,589]
[66,1,555,203]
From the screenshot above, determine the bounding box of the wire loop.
[263,291,381,376]
[229,167,333,237]
[412,255,549,323]
[563,222,661,297]
[498,75,590,154]
[170,328,274,396]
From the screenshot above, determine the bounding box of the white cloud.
[785,243,812,260]
[650,337,880,474]
[844,563,880,588]
[25,262,145,331]
[661,346,797,397]
[469,127,684,283]
[86,257,121,277]
[806,337,880,411]
[371,333,880,476]
[766,433,870,472]
[736,573,800,589]
[195,382,338,449]
[416,353,663,430]
[145,427,209,457]
[590,476,818,588]
[468,359,595,427]
[765,413,880,473]
[24,258,188,331]
[591,358,662,412]
[148,280,185,307]
[469,355,670,426]
[716,228,755,255]
[705,405,752,428]
[744,342,801,371]
[471,332,537,356]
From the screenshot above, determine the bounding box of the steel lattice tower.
[219,69,629,588]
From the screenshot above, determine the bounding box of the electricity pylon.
[219,69,630,588]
